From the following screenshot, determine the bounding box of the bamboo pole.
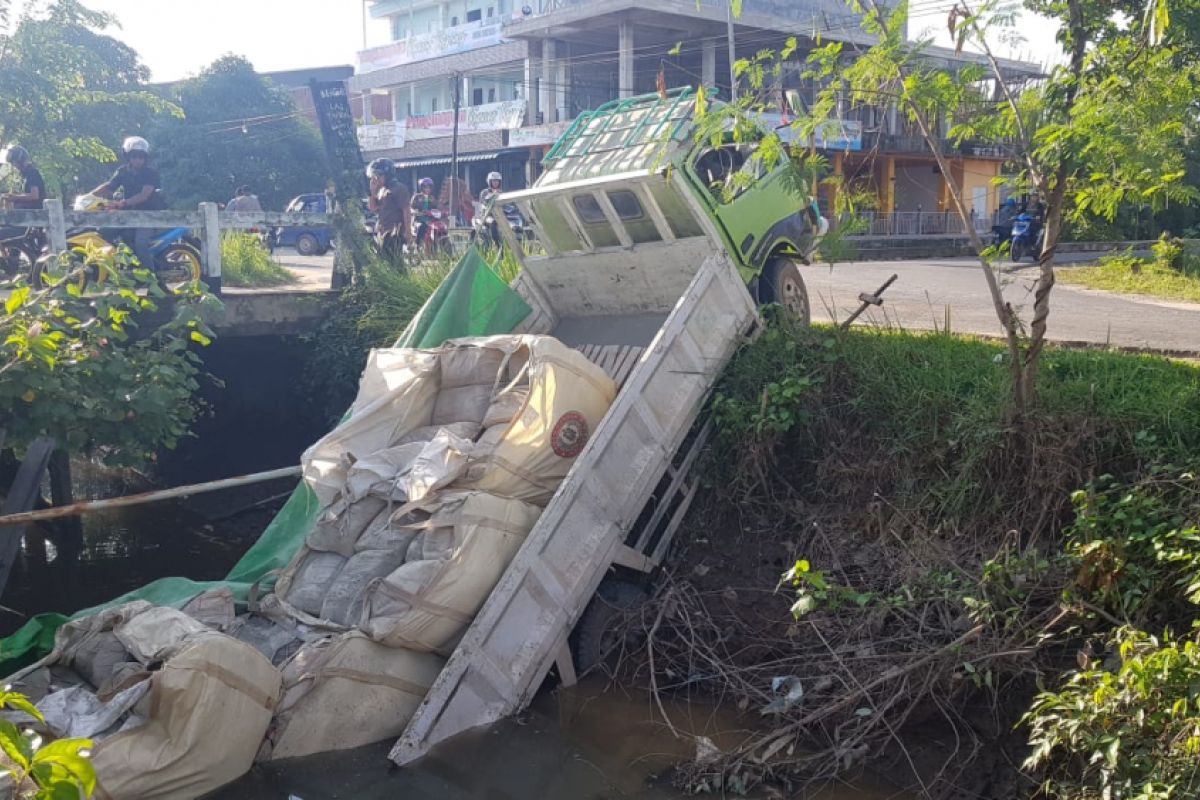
[0,466,302,527]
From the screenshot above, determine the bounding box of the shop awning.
[392,150,530,170]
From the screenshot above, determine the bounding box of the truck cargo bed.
[389,252,758,766]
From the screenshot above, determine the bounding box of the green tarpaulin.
[0,249,530,673]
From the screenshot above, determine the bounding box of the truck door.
[684,141,807,271]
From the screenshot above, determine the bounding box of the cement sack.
[307,496,389,556]
[360,492,541,652]
[451,336,616,505]
[90,631,281,800]
[4,602,282,799]
[482,387,528,428]
[180,586,236,631]
[438,345,506,389]
[431,384,493,426]
[303,349,441,507]
[264,632,444,761]
[355,507,425,553]
[320,549,409,627]
[282,551,347,618]
[227,614,303,666]
[395,421,480,446]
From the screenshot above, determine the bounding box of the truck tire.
[761,257,811,325]
[571,579,648,675]
[296,233,322,257]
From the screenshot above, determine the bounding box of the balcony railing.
[846,211,994,237]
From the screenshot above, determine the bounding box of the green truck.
[501,86,827,321]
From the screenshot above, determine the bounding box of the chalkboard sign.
[310,79,366,200]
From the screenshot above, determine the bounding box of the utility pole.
[450,72,462,226]
[361,0,368,50]
[726,0,737,101]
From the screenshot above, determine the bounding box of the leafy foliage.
[1,245,220,465]
[0,689,96,799]
[1023,628,1200,800]
[150,56,329,211]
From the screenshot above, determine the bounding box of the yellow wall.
[956,158,1002,218]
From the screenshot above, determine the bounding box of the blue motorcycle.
[1009,212,1044,263]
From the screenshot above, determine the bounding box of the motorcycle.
[413,208,452,256]
[0,196,45,279]
[1009,212,1044,263]
[32,194,202,289]
[471,200,532,249]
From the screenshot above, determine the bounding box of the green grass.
[710,321,1200,516]
[221,233,297,288]
[1058,254,1200,304]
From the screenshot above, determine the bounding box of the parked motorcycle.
[32,193,202,289]
[1009,212,1044,262]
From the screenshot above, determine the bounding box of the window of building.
[390,17,407,40]
[450,15,458,26]
[488,87,497,103]
[467,9,482,22]
[487,6,494,17]
[472,88,484,106]
[431,97,439,113]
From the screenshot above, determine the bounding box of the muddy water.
[214,678,908,799]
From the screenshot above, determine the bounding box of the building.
[350,0,1038,229]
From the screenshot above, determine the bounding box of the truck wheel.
[761,257,811,325]
[296,233,321,256]
[571,579,648,675]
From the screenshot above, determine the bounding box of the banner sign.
[508,119,574,148]
[759,114,863,151]
[403,100,526,141]
[310,80,367,197]
[358,121,407,152]
[357,20,507,73]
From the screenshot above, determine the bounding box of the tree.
[800,0,1194,414]
[0,0,179,196]
[150,55,330,210]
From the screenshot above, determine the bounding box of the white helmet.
[487,171,502,184]
[122,136,150,155]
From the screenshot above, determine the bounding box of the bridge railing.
[0,199,332,292]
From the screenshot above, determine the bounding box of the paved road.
[799,254,1200,354]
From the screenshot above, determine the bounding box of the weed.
[220,233,296,288]
[1058,244,1200,303]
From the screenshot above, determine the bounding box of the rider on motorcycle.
[367,158,410,262]
[91,136,166,270]
[1,145,47,246]
[476,171,504,247]
[991,197,1018,246]
[410,177,439,254]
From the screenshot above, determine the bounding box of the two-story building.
[350,0,1038,231]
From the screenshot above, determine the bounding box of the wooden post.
[199,201,222,295]
[47,450,82,562]
[44,198,67,254]
[0,438,56,597]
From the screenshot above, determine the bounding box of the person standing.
[91,137,166,270]
[367,158,410,263]
[226,185,263,213]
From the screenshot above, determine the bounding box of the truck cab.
[499,86,826,322]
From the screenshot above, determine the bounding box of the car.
[274,193,335,256]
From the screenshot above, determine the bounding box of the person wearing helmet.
[367,158,410,262]
[992,196,1019,247]
[410,177,439,255]
[92,136,167,270]
[1,146,47,210]
[1,146,48,246]
[476,171,504,247]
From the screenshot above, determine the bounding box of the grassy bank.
[629,321,1200,799]
[1058,247,1200,304]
